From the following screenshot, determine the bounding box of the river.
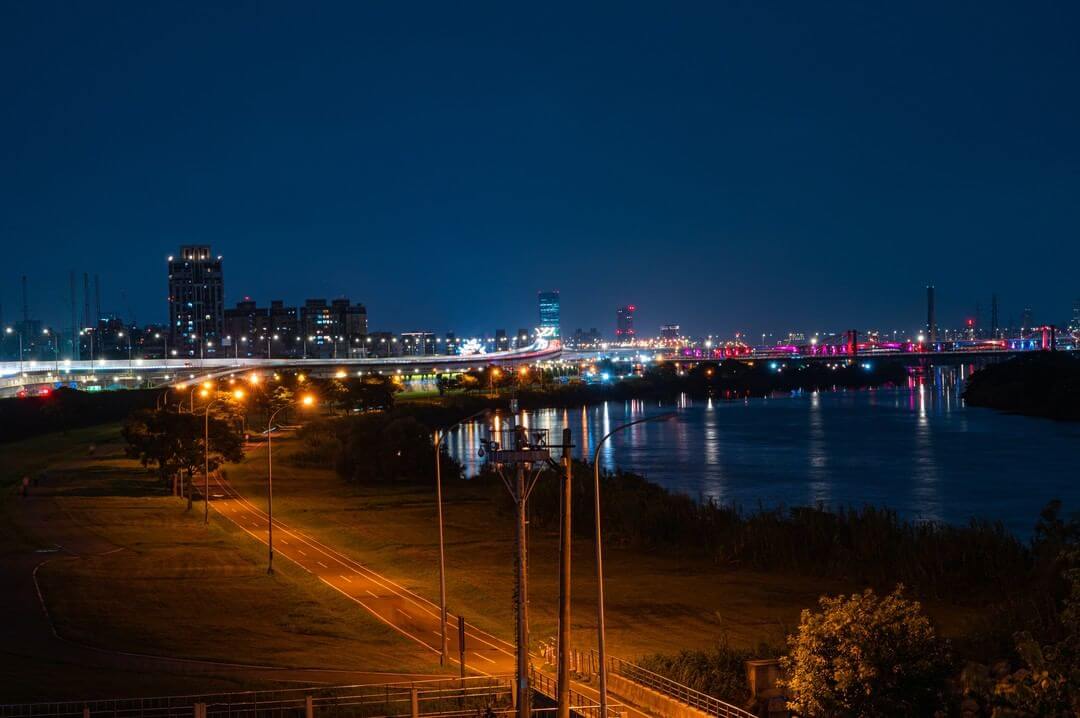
[443,365,1080,535]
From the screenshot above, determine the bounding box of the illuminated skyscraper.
[616,305,636,340]
[538,291,560,338]
[168,246,224,356]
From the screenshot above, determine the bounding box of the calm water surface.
[444,369,1080,535]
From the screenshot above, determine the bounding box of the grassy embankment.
[0,425,439,701]
[224,432,977,660]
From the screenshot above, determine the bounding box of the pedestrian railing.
[595,653,755,718]
[526,668,609,718]
[0,677,512,718]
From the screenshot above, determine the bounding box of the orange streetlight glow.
[301,394,316,407]
[199,389,210,398]
[233,389,246,400]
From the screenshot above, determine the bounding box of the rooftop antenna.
[94,274,101,326]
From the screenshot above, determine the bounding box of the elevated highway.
[0,343,563,397]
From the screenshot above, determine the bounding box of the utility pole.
[557,427,573,718]
[69,271,77,360]
[515,462,529,718]
[480,417,555,718]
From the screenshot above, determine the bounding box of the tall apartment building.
[168,246,224,356]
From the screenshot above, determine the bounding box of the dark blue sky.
[2,1,1078,337]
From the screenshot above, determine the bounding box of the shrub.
[780,585,950,717]
[637,640,777,706]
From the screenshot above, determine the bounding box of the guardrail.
[526,668,609,718]
[0,678,511,718]
[595,653,754,718]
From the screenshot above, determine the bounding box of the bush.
[781,585,950,717]
[0,387,159,445]
[303,411,463,483]
[637,640,777,706]
[510,460,1034,604]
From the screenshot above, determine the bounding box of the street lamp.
[5,327,23,373]
[591,411,676,718]
[266,393,317,573]
[433,408,489,666]
[43,328,59,372]
[118,331,133,369]
[155,333,168,366]
[201,388,246,524]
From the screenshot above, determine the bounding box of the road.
[204,439,647,718]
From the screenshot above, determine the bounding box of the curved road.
[204,441,645,718]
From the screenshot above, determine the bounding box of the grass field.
[1,426,440,701]
[225,434,976,660]
[1,419,979,702]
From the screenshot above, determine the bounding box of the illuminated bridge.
[0,342,563,398]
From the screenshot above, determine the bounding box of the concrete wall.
[607,673,712,718]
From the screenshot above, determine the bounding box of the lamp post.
[266,393,316,573]
[591,411,676,718]
[118,331,133,370]
[433,409,489,666]
[43,328,59,372]
[155,333,168,367]
[5,327,23,374]
[202,388,246,524]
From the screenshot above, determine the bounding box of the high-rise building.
[660,324,680,341]
[991,293,999,338]
[538,291,560,338]
[569,328,601,348]
[223,299,270,355]
[269,300,299,340]
[926,285,936,344]
[168,246,225,356]
[514,328,531,349]
[1021,307,1034,337]
[615,305,636,340]
[1070,299,1080,337]
[401,331,436,356]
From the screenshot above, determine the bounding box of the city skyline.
[3,3,1080,336]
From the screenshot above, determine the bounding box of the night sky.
[3,2,1078,337]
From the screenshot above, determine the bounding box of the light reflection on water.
[444,368,1080,535]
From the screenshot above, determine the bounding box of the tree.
[122,406,245,496]
[781,585,950,717]
[962,550,1080,716]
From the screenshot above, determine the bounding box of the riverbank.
[962,351,1080,420]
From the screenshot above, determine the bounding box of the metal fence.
[597,653,755,718]
[0,678,512,718]
[526,668,608,718]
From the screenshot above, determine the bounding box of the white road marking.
[473,652,497,664]
[317,561,328,568]
[339,575,352,583]
[366,590,380,599]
